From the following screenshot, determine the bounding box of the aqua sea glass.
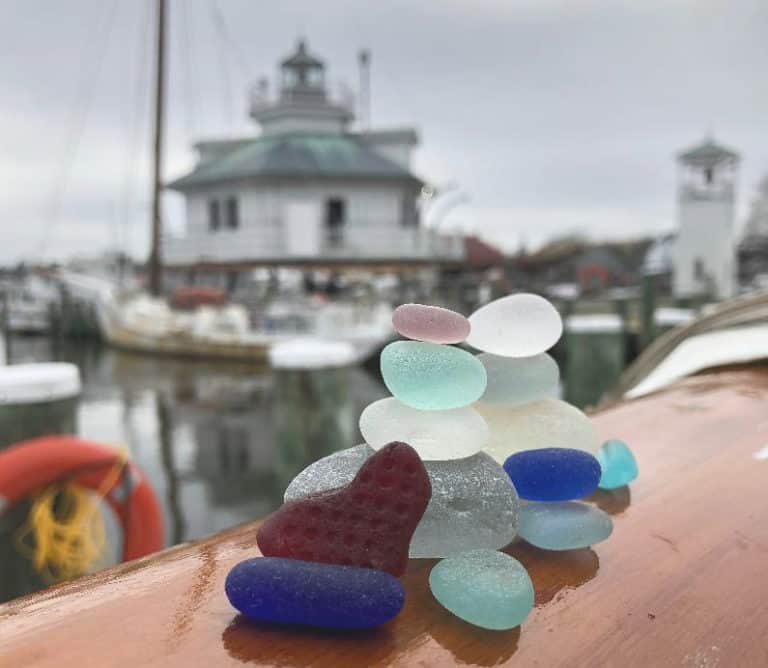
[380,341,487,410]
[479,352,559,405]
[429,549,534,630]
[597,439,638,489]
[518,501,612,550]
[285,445,520,558]
[476,398,600,463]
[359,397,488,460]
[466,293,563,357]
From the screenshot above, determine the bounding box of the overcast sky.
[1,0,766,264]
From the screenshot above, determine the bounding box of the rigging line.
[210,2,236,131]
[118,0,153,263]
[37,0,121,260]
[210,1,253,82]
[179,0,199,144]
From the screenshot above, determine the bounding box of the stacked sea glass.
[226,294,639,632]
[467,294,613,550]
[288,303,521,558]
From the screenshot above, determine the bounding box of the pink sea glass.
[392,304,470,344]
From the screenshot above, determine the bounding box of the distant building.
[165,40,462,274]
[738,176,768,287]
[673,138,739,300]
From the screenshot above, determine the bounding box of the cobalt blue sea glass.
[225,557,405,629]
[597,439,639,489]
[503,447,601,501]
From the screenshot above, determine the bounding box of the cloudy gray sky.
[1,0,766,264]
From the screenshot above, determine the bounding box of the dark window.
[208,199,220,231]
[325,198,345,246]
[225,197,239,229]
[704,167,713,185]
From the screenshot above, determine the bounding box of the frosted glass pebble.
[519,501,613,550]
[285,445,520,558]
[466,293,563,357]
[476,398,600,464]
[429,550,534,630]
[359,397,488,460]
[392,303,470,344]
[503,448,601,501]
[597,439,638,489]
[479,352,559,405]
[381,341,487,410]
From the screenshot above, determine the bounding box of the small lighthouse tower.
[673,137,740,300]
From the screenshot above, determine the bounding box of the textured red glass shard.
[257,442,431,576]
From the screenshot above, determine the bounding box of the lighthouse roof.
[281,40,324,69]
[678,138,739,167]
[168,133,422,190]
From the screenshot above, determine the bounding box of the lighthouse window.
[225,196,240,229]
[208,199,221,231]
[325,198,346,246]
[704,167,713,185]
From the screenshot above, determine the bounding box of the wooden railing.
[2,366,768,666]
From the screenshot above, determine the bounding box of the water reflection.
[5,337,387,549]
[509,542,599,607]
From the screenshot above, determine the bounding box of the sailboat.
[58,1,394,364]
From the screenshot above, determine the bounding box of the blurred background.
[0,0,766,600]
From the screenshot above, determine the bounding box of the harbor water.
[0,335,388,570]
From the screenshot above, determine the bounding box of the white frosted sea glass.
[475,397,599,463]
[466,293,563,357]
[359,397,488,460]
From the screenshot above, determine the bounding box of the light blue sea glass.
[519,501,612,550]
[597,439,638,489]
[478,352,559,405]
[429,549,534,630]
[380,341,487,410]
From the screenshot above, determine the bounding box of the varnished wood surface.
[2,368,768,667]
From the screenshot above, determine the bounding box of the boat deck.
[2,366,768,667]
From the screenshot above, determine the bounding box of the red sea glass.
[257,442,431,577]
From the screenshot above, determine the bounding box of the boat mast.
[148,0,166,296]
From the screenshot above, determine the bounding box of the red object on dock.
[171,287,228,311]
[0,436,164,561]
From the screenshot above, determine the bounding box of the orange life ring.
[0,436,164,561]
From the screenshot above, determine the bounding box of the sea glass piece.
[392,303,471,344]
[226,557,405,629]
[479,352,559,405]
[380,341,487,410]
[519,501,613,550]
[359,397,488,460]
[429,550,534,630]
[476,398,600,463]
[466,293,563,357]
[285,445,520,558]
[597,439,638,489]
[503,448,601,501]
[258,442,430,576]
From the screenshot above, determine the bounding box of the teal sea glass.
[597,439,638,489]
[429,549,534,630]
[519,501,612,550]
[380,341,487,410]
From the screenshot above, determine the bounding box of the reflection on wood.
[2,367,768,667]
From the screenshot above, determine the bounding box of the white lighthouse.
[673,138,739,300]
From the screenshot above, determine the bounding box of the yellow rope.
[14,449,129,583]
